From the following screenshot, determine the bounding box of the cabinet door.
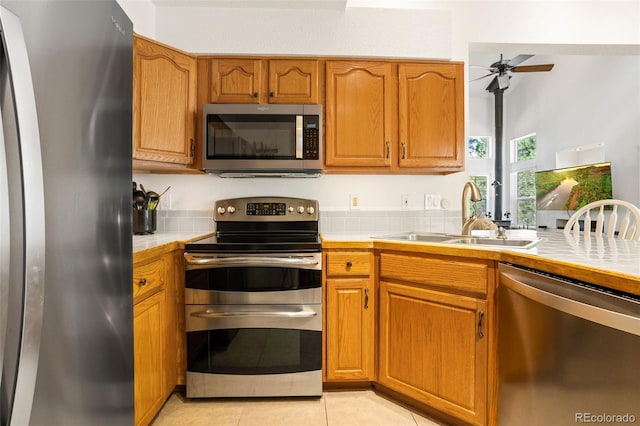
[379,281,487,425]
[134,290,165,426]
[325,61,397,168]
[209,58,264,103]
[133,36,196,166]
[398,63,464,170]
[268,59,320,104]
[326,278,374,381]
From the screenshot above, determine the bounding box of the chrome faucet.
[461,181,483,236]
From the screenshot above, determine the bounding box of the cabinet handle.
[269,92,275,97]
[477,311,484,338]
[252,92,259,97]
[401,141,407,160]
[364,288,369,310]
[138,278,147,286]
[385,141,390,159]
[345,261,352,269]
[190,138,195,157]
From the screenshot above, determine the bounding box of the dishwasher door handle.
[500,266,640,337]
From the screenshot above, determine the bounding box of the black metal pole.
[493,88,505,221]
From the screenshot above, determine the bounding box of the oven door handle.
[184,254,320,269]
[190,308,318,319]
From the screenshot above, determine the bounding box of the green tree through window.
[511,134,536,227]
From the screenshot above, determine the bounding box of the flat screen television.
[535,162,613,211]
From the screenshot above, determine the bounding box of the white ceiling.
[151,0,348,9]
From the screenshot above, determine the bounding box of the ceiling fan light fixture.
[497,74,510,89]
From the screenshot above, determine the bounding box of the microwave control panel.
[303,127,319,159]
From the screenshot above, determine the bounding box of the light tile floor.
[152,390,449,426]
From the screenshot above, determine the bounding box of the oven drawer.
[326,251,371,276]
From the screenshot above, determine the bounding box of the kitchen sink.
[371,232,541,249]
[445,237,541,249]
[371,232,459,243]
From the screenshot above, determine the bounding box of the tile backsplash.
[320,210,461,234]
[155,210,216,233]
[157,209,462,235]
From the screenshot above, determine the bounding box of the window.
[469,175,488,217]
[467,136,493,217]
[467,136,491,159]
[509,134,536,227]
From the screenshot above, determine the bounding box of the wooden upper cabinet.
[325,61,397,168]
[206,58,320,104]
[209,59,264,103]
[133,35,197,169]
[398,63,464,171]
[268,59,320,104]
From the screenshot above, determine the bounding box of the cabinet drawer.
[380,253,488,295]
[326,252,370,276]
[133,257,165,302]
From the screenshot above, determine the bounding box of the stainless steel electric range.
[183,197,322,398]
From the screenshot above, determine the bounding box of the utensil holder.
[132,209,156,235]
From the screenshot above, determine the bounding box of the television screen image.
[535,162,613,211]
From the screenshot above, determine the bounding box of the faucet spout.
[461,181,483,235]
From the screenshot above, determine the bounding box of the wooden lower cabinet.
[133,248,185,426]
[326,278,374,380]
[134,290,166,426]
[377,252,493,426]
[378,281,488,425]
[324,249,375,382]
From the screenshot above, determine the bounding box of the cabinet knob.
[346,261,352,268]
[138,278,147,286]
[269,92,275,97]
[252,92,259,97]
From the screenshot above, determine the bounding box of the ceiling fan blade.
[470,73,496,82]
[470,65,498,71]
[507,54,534,67]
[485,74,511,91]
[511,64,555,72]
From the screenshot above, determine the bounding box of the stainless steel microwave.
[203,104,322,177]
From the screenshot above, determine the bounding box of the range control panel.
[214,197,318,222]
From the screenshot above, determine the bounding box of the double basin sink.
[371,231,541,249]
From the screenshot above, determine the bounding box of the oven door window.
[186,266,321,292]
[207,114,297,160]
[187,329,321,375]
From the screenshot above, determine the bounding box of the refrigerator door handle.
[0,6,46,426]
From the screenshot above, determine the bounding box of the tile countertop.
[322,229,640,296]
[133,231,214,253]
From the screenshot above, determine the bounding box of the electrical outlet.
[349,194,360,210]
[159,193,171,210]
[401,194,410,209]
[424,194,442,209]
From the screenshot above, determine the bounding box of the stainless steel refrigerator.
[0,1,134,425]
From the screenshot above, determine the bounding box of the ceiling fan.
[470,54,554,222]
[471,54,555,91]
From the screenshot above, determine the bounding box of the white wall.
[130,1,639,213]
[116,0,156,37]
[504,54,640,228]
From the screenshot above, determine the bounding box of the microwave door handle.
[295,115,303,159]
[0,7,46,426]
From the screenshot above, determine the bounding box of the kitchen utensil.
[133,190,146,210]
[146,190,159,210]
[139,183,148,198]
[158,186,171,198]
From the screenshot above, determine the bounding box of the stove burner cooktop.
[185,196,321,253]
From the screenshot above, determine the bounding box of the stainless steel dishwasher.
[498,263,640,426]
